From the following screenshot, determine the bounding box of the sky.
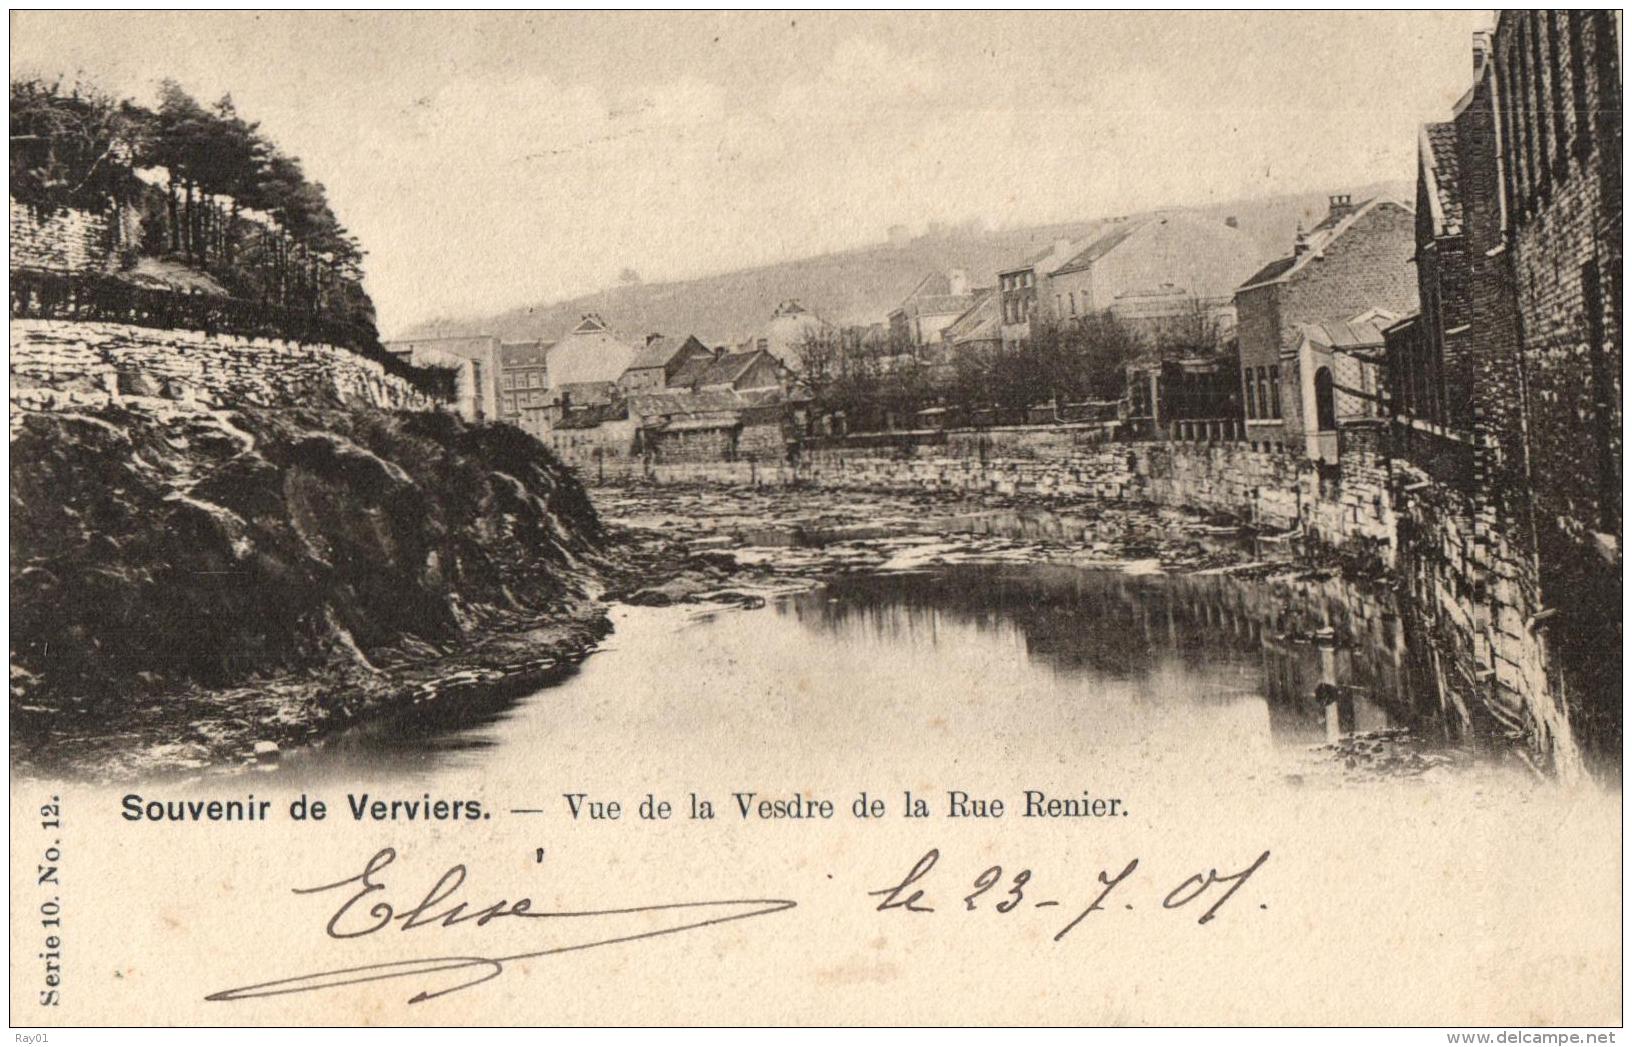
[11,11,1492,336]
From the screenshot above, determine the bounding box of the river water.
[276,561,1495,789]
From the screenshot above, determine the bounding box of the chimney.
[646,332,662,345]
[1327,194,1356,222]
[948,268,970,296]
[1224,216,1239,229]
[1472,30,1492,73]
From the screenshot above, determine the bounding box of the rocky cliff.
[10,401,608,777]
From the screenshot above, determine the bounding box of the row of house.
[385,306,811,464]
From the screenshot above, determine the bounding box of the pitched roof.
[668,354,716,388]
[999,241,1067,275]
[1051,219,1151,276]
[625,334,708,373]
[697,349,775,388]
[1236,199,1412,293]
[1299,315,1392,351]
[1420,122,1463,237]
[499,339,552,367]
[1238,256,1299,289]
[556,401,629,429]
[942,288,999,342]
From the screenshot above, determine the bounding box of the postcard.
[8,9,1623,1029]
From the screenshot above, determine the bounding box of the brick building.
[1493,10,1622,765]
[618,334,714,393]
[1234,196,1418,447]
[996,239,1076,348]
[1384,19,1621,776]
[498,339,551,429]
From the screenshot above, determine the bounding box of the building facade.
[1383,19,1621,776]
[887,269,978,347]
[1492,10,1622,767]
[1047,213,1264,346]
[618,334,715,393]
[1234,196,1418,447]
[382,333,501,422]
[498,339,551,429]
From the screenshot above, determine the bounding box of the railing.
[10,267,455,400]
[1165,417,1244,443]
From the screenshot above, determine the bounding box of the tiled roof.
[625,334,708,373]
[499,339,551,367]
[1420,122,1463,237]
[556,401,629,429]
[668,355,716,388]
[1238,256,1299,289]
[942,288,999,342]
[696,350,768,387]
[1051,220,1150,276]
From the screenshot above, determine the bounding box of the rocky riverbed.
[597,481,1284,607]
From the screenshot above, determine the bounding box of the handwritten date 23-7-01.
[870,849,1271,939]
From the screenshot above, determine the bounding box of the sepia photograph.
[6,8,1624,1033]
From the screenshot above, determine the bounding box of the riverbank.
[10,401,609,781]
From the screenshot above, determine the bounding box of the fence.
[9,267,456,400]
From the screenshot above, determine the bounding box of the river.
[274,561,1503,791]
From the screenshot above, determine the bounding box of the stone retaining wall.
[10,319,437,414]
[584,424,1399,567]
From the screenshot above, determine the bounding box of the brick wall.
[10,319,437,414]
[1274,203,1420,440]
[1496,9,1622,769]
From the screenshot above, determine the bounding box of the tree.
[1156,296,1223,357]
[9,77,146,214]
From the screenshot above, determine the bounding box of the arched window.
[1314,366,1337,431]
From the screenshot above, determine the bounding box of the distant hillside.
[395,180,1409,345]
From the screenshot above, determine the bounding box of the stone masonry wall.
[589,423,1397,567]
[10,319,437,415]
[9,200,118,273]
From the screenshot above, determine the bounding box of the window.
[1551,10,1571,166]
[1255,368,1269,421]
[1498,36,1523,215]
[1529,14,1553,200]
[1056,294,1063,315]
[1069,292,1077,316]
[1569,11,1590,159]
[1244,369,1258,419]
[502,375,514,390]
[1269,365,1281,419]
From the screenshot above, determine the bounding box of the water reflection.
[780,565,1474,754]
[272,562,1500,784]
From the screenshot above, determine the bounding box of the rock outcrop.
[10,401,607,774]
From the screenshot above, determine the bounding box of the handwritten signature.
[204,847,797,1005]
[206,845,1271,1005]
